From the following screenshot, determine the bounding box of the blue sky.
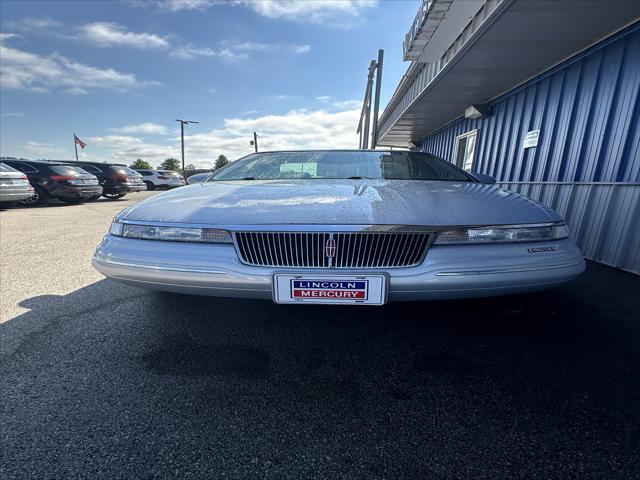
[0,0,419,167]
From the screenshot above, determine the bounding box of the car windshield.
[210,151,475,182]
[52,165,91,175]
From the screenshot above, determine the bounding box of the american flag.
[74,134,87,149]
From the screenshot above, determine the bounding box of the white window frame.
[452,129,478,172]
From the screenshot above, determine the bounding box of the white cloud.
[7,17,62,32]
[316,95,331,102]
[183,107,361,163]
[172,40,310,61]
[84,107,360,168]
[66,87,88,95]
[230,41,310,54]
[244,0,377,23]
[110,123,169,135]
[85,135,177,165]
[0,33,19,41]
[23,141,64,157]
[170,44,248,62]
[334,99,362,110]
[231,41,272,52]
[160,0,377,25]
[292,44,311,54]
[0,112,26,118]
[0,41,161,93]
[272,94,299,101]
[161,0,222,11]
[78,22,169,49]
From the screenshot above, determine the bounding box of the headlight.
[109,219,232,243]
[109,218,124,236]
[434,222,570,245]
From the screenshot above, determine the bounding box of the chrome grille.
[234,232,431,268]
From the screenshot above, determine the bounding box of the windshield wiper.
[347,176,373,179]
[240,177,257,180]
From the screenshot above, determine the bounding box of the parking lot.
[1,192,639,479]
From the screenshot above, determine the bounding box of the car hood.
[121,179,560,226]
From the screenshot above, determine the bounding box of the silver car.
[93,150,585,305]
[0,162,34,205]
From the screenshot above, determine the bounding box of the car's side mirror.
[473,173,497,184]
[187,174,211,184]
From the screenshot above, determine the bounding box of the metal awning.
[378,0,640,147]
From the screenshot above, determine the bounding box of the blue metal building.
[377,0,640,273]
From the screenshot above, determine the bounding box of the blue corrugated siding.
[419,23,640,273]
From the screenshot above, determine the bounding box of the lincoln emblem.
[325,238,336,258]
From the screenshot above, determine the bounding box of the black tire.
[86,195,102,202]
[144,181,155,191]
[102,193,126,200]
[20,186,49,206]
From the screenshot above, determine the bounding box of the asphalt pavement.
[1,192,639,479]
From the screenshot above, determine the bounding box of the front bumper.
[92,235,586,301]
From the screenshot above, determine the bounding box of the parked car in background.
[135,169,186,190]
[0,162,34,206]
[93,150,585,304]
[68,162,146,200]
[2,159,102,206]
[186,172,213,184]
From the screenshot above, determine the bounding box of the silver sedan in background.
[93,150,585,305]
[0,162,34,206]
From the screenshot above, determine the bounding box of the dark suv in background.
[2,159,102,206]
[68,162,146,199]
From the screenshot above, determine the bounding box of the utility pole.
[362,60,376,149]
[371,49,384,148]
[175,119,198,176]
[250,132,258,153]
[356,51,384,149]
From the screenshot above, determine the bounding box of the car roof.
[2,159,68,165]
[68,161,127,166]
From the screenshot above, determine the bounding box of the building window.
[453,129,478,172]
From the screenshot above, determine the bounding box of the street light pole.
[371,49,384,148]
[250,132,259,153]
[175,119,199,176]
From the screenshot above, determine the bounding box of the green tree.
[214,154,230,171]
[158,158,181,171]
[130,158,152,170]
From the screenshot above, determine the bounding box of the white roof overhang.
[378,0,640,147]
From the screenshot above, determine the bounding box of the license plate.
[273,274,387,305]
[0,179,13,185]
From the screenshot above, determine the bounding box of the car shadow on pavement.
[1,262,639,478]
